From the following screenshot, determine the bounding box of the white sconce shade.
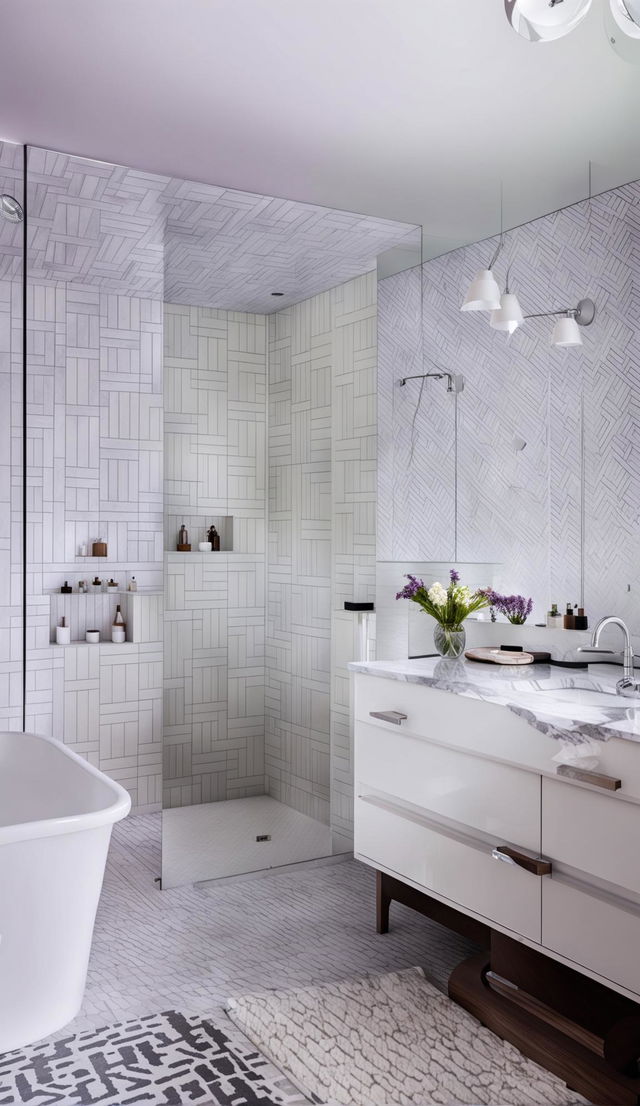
[461,269,501,312]
[490,292,524,335]
[551,316,583,347]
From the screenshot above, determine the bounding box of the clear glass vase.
[433,623,466,659]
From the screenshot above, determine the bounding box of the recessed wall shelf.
[164,514,234,553]
[48,590,163,645]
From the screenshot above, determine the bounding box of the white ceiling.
[1,0,640,259]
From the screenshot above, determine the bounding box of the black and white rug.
[0,1009,309,1106]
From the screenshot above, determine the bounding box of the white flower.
[428,583,448,607]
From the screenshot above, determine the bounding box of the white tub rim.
[0,729,131,847]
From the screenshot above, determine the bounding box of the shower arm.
[399,372,455,393]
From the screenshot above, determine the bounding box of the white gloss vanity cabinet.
[353,672,640,1002]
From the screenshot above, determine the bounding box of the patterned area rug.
[227,967,589,1106]
[0,1009,309,1106]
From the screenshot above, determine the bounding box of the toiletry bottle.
[92,538,108,557]
[79,543,88,557]
[563,603,577,630]
[92,576,102,592]
[60,581,72,594]
[111,605,126,644]
[107,578,118,591]
[207,524,221,551]
[574,607,589,631]
[78,579,86,593]
[177,524,191,551]
[128,576,137,592]
[546,603,561,628]
[56,616,71,645]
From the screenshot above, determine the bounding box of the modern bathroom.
[1,2,640,1104]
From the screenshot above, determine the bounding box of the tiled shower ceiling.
[24,148,419,311]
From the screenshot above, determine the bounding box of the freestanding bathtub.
[0,730,131,1052]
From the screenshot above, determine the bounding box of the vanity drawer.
[542,777,640,893]
[543,878,640,998]
[355,794,542,942]
[353,674,560,773]
[356,720,540,850]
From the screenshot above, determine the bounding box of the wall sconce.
[524,298,596,347]
[489,266,524,335]
[460,237,504,312]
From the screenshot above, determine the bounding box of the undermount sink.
[535,686,640,709]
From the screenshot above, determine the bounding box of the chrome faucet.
[578,615,640,698]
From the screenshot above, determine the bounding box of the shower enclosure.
[2,136,420,889]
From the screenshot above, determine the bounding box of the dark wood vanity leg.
[376,870,391,934]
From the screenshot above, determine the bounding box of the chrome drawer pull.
[556,764,622,791]
[369,710,408,725]
[491,845,552,877]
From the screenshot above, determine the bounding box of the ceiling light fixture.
[505,0,593,41]
[506,0,640,61]
[605,0,640,61]
[524,297,596,347]
[489,266,524,335]
[460,236,504,312]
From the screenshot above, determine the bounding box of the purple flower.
[483,590,533,624]
[396,574,425,600]
[449,569,460,584]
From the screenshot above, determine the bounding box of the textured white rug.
[227,967,588,1106]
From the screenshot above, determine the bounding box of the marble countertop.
[348,656,640,746]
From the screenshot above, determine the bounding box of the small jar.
[198,541,212,552]
[85,629,100,644]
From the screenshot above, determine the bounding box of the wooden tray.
[465,647,535,665]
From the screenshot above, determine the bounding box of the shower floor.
[162,795,343,888]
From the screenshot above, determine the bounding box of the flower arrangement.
[482,589,533,625]
[396,569,490,657]
[396,569,490,628]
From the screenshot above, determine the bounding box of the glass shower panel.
[0,141,24,732]
[160,178,421,888]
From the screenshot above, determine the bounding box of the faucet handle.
[577,646,615,655]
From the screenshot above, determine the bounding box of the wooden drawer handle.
[369,711,407,725]
[491,845,552,877]
[556,764,622,791]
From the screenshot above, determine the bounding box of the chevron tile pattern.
[378,181,640,629]
[266,273,376,844]
[163,306,267,807]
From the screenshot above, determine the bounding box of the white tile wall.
[24,274,163,810]
[0,141,25,731]
[162,306,267,807]
[266,273,377,845]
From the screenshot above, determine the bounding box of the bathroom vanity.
[351,657,640,1104]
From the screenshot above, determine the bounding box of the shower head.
[0,194,23,223]
[399,371,465,394]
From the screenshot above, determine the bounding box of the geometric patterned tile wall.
[24,146,418,315]
[0,141,25,729]
[162,305,267,808]
[266,273,376,842]
[378,180,640,631]
[23,267,164,809]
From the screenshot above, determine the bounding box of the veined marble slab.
[349,657,640,746]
